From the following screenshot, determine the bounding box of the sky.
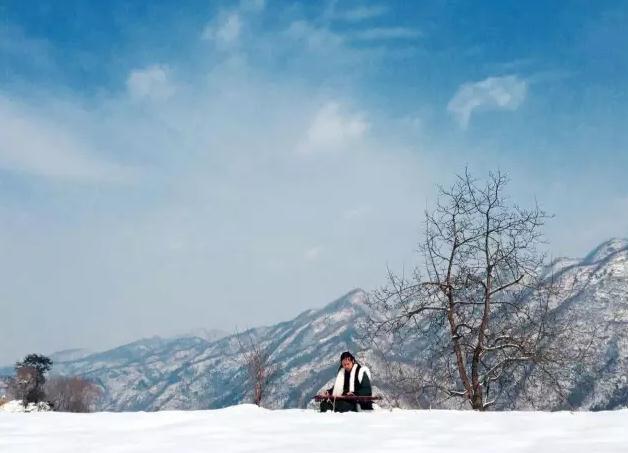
[1,0,627,364]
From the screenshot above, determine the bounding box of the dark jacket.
[323,363,373,412]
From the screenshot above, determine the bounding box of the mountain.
[39,239,628,411]
[53,289,379,411]
[540,238,628,410]
[175,328,228,343]
[49,348,95,363]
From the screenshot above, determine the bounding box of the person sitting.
[319,351,373,412]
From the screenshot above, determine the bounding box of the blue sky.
[1,0,627,363]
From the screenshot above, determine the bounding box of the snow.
[0,400,51,413]
[1,405,626,452]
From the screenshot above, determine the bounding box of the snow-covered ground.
[0,400,51,413]
[1,405,626,452]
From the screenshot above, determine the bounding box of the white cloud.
[447,75,527,129]
[0,97,136,183]
[335,5,388,22]
[202,13,242,45]
[297,102,368,154]
[285,20,344,52]
[200,0,264,47]
[352,27,421,41]
[2,2,624,367]
[126,65,175,101]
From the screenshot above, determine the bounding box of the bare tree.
[236,331,280,407]
[364,170,590,410]
[45,376,102,412]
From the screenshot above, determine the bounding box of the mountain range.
[50,289,372,410]
[3,238,627,411]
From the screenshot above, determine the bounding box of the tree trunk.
[471,388,484,410]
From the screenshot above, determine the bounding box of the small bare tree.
[364,170,589,410]
[45,376,102,412]
[236,332,280,407]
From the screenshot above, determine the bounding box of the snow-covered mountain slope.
[53,289,374,410]
[49,348,94,363]
[46,239,628,411]
[175,328,228,343]
[542,238,628,410]
[2,405,627,453]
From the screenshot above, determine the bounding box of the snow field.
[1,405,627,453]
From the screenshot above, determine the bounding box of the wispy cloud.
[1,0,625,365]
[352,27,421,41]
[200,0,265,48]
[126,65,175,101]
[285,20,345,52]
[202,13,242,46]
[334,5,388,22]
[297,102,368,154]
[447,75,527,129]
[0,96,136,183]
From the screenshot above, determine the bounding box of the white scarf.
[331,364,371,396]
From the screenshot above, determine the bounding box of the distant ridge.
[37,239,628,411]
